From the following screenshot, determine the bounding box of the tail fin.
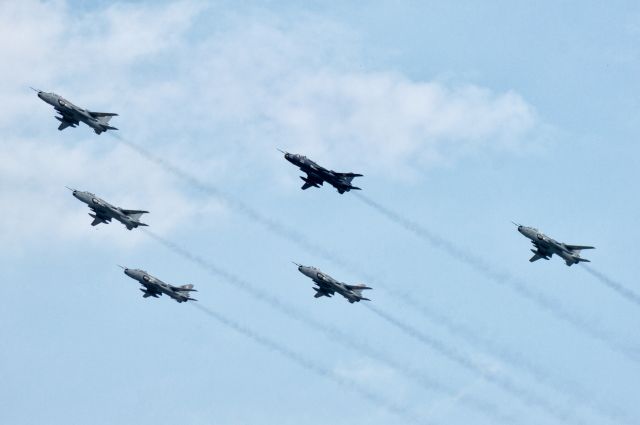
[90,111,117,120]
[346,283,372,298]
[346,283,372,290]
[92,113,118,131]
[339,172,363,184]
[97,115,115,125]
[565,245,595,251]
[128,212,146,221]
[178,284,197,292]
[122,209,149,221]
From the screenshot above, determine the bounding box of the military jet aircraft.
[67,187,148,230]
[119,266,197,303]
[514,223,595,266]
[279,149,362,194]
[294,262,371,303]
[32,88,118,134]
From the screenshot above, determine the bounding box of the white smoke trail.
[353,192,637,365]
[365,303,583,425]
[142,228,513,423]
[582,265,640,308]
[112,134,618,423]
[192,302,425,424]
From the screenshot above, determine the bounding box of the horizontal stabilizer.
[346,284,372,290]
[565,245,595,251]
[89,112,118,118]
[177,284,197,292]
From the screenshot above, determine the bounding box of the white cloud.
[0,0,541,247]
[0,1,219,249]
[263,72,537,174]
[136,11,539,180]
[0,138,225,251]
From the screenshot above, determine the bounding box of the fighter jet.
[119,266,197,303]
[514,223,595,266]
[279,149,362,194]
[32,88,118,134]
[67,187,148,230]
[294,262,371,303]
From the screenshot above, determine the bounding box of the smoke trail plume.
[582,265,640,308]
[423,377,485,422]
[113,134,353,270]
[353,192,636,363]
[389,288,631,425]
[365,303,583,425]
[192,303,424,424]
[142,229,512,423]
[116,135,620,421]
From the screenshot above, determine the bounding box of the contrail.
[115,131,513,420]
[364,303,583,425]
[582,265,640,308]
[387,287,632,425]
[191,303,425,424]
[116,135,621,422]
[353,192,636,363]
[142,229,513,423]
[422,377,486,422]
[113,134,353,270]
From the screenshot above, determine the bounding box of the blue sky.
[1,1,638,424]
